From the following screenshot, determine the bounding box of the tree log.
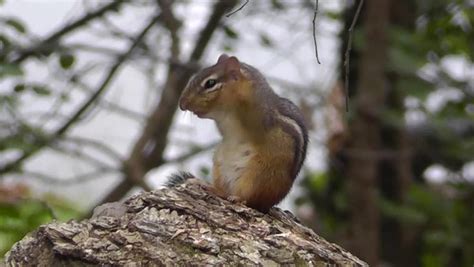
[5,181,367,266]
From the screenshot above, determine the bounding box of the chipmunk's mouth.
[185,107,205,117]
[193,110,208,118]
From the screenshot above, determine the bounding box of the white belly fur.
[214,139,254,192]
[210,111,256,193]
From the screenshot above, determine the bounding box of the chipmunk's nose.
[179,96,190,111]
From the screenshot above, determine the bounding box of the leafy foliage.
[0,184,82,258]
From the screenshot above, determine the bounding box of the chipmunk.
[174,54,308,213]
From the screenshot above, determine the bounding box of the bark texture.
[5,181,367,266]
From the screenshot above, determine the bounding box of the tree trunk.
[5,181,367,266]
[345,0,390,265]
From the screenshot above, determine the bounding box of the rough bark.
[5,181,367,266]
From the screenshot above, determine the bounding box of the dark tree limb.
[5,180,367,266]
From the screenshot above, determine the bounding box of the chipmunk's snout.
[179,95,190,111]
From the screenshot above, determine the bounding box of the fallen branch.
[5,180,367,266]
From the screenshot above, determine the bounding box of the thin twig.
[73,78,147,122]
[19,168,116,186]
[61,136,124,162]
[312,0,321,64]
[51,144,117,170]
[226,0,249,17]
[343,0,364,112]
[165,142,217,164]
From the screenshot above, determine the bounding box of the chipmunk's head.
[179,54,251,118]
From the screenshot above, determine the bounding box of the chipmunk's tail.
[164,171,195,187]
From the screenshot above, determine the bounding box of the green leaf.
[271,0,284,10]
[325,11,341,20]
[0,63,23,78]
[5,19,26,33]
[0,94,17,107]
[0,34,11,48]
[59,92,70,101]
[32,85,51,96]
[438,100,467,118]
[13,84,26,93]
[259,34,273,47]
[222,25,238,39]
[59,54,75,69]
[396,76,433,100]
[379,197,427,224]
[199,165,210,177]
[222,44,233,52]
[352,28,366,51]
[308,172,328,193]
[388,46,425,74]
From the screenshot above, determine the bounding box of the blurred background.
[0,0,473,266]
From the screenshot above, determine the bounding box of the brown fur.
[232,128,295,212]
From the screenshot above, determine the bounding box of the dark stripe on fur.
[277,98,308,179]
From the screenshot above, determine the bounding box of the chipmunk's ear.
[217,54,229,63]
[225,56,240,72]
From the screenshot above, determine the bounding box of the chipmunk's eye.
[204,79,217,89]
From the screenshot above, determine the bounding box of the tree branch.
[164,142,217,164]
[18,168,117,186]
[11,0,129,63]
[312,0,321,64]
[156,0,181,57]
[0,15,159,175]
[226,0,249,17]
[72,78,147,122]
[60,136,124,163]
